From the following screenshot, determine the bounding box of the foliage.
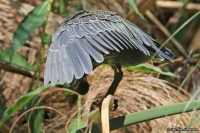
[123,63,175,77]
[68,119,86,133]
[78,100,200,132]
[0,50,35,71]
[25,97,44,133]
[10,1,50,53]
[0,84,51,127]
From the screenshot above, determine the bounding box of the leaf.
[68,119,86,133]
[0,102,7,117]
[128,0,144,19]
[62,91,71,97]
[40,33,52,43]
[0,102,13,124]
[10,1,49,53]
[25,97,44,133]
[123,64,175,77]
[0,84,51,127]
[0,50,35,71]
[77,100,200,132]
[59,0,69,17]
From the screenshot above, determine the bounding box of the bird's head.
[69,76,89,95]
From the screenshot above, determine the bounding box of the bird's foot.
[99,98,118,111]
[111,99,118,111]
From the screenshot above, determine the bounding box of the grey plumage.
[44,10,174,89]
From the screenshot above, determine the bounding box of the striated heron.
[44,10,174,109]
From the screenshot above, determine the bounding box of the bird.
[44,10,174,109]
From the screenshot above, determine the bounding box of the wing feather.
[44,51,51,85]
[127,22,169,57]
[103,21,113,30]
[60,31,75,46]
[72,39,93,74]
[90,34,113,50]
[61,48,74,83]
[66,44,84,79]
[83,24,98,35]
[48,41,59,86]
[106,21,118,31]
[69,25,77,36]
[111,31,133,49]
[90,22,101,32]
[102,32,124,50]
[74,25,83,38]
[98,33,120,52]
[122,19,172,57]
[50,51,59,86]
[45,10,174,86]
[52,26,63,42]
[80,24,92,34]
[84,33,109,54]
[93,21,106,31]
[56,51,66,84]
[98,21,111,31]
[117,22,133,37]
[107,31,128,49]
[129,36,150,55]
[116,31,137,48]
[80,37,104,63]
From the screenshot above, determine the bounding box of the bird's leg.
[99,64,123,111]
[105,65,123,96]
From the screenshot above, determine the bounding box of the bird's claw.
[111,99,118,111]
[99,98,118,112]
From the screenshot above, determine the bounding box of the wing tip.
[44,80,49,86]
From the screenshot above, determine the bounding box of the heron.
[44,10,174,109]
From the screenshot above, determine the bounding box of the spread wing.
[44,10,174,86]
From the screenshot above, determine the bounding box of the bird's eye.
[74,82,79,89]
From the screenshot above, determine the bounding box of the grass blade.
[0,84,51,127]
[128,0,144,19]
[25,97,44,133]
[77,100,200,132]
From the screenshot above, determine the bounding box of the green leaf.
[0,102,7,117]
[10,1,49,53]
[40,33,52,43]
[0,102,14,124]
[123,64,175,77]
[62,84,71,97]
[0,50,35,71]
[62,91,71,97]
[68,119,86,133]
[0,84,51,127]
[78,100,200,132]
[25,97,44,133]
[59,0,69,17]
[128,0,144,19]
